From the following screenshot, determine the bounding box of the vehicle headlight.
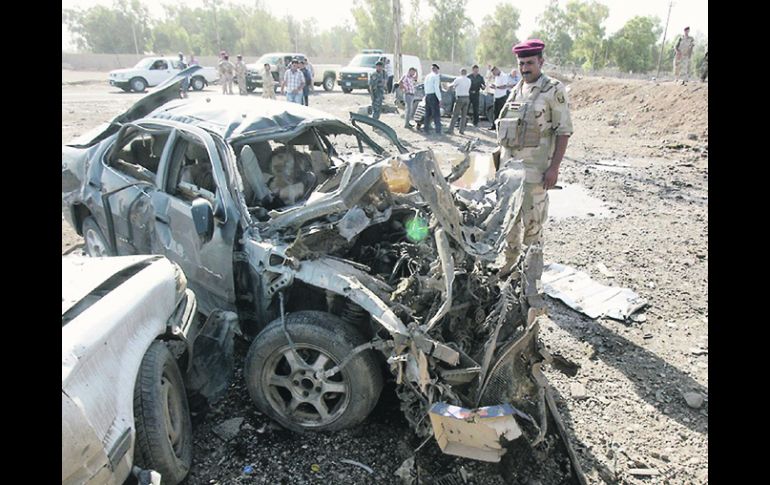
[381,157,412,193]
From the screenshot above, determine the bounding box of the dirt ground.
[62,70,708,484]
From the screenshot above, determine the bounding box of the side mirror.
[191,198,214,243]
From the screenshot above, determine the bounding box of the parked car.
[245,53,339,92]
[109,56,219,93]
[338,52,422,93]
[62,254,236,484]
[62,73,586,478]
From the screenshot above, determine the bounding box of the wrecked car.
[62,254,236,485]
[62,72,585,482]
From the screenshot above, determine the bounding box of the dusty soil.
[62,70,708,484]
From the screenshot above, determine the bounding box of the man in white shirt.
[447,68,472,135]
[488,66,515,130]
[422,63,443,134]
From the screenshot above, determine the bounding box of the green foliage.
[565,0,609,69]
[426,0,472,62]
[475,3,521,68]
[531,0,573,65]
[609,16,661,72]
[63,0,152,54]
[402,0,428,58]
[350,0,394,52]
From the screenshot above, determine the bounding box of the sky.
[62,0,708,52]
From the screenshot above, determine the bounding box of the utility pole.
[656,0,673,78]
[393,0,402,82]
[130,19,139,56]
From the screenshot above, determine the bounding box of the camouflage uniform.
[235,59,247,95]
[368,70,387,120]
[674,35,695,81]
[262,66,277,100]
[496,73,573,303]
[218,59,235,95]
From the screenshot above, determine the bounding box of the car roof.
[146,96,358,143]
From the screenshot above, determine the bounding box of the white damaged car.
[62,255,236,484]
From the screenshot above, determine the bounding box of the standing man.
[385,57,394,93]
[299,60,312,106]
[262,63,277,99]
[399,67,418,128]
[177,52,189,98]
[368,61,387,119]
[468,65,486,127]
[674,26,695,82]
[281,58,305,104]
[218,54,235,95]
[235,54,248,95]
[700,47,708,82]
[488,66,514,130]
[495,39,573,312]
[447,68,471,135]
[423,63,442,134]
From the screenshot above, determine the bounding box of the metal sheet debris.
[541,263,648,320]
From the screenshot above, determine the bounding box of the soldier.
[177,52,189,98]
[674,26,695,82]
[218,54,235,95]
[368,61,387,120]
[262,63,277,100]
[495,39,573,312]
[235,54,248,95]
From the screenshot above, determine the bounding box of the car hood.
[339,66,375,74]
[62,255,161,315]
[65,66,203,148]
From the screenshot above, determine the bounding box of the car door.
[92,123,172,256]
[149,122,239,314]
[147,59,171,86]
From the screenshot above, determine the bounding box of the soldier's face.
[518,56,543,83]
[472,67,479,74]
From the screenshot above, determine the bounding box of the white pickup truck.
[109,57,219,93]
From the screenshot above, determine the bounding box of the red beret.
[513,39,545,57]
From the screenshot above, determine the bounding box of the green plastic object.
[405,216,430,242]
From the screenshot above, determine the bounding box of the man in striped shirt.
[281,59,305,104]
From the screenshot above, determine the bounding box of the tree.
[63,0,152,54]
[475,3,521,68]
[426,0,471,62]
[565,0,609,69]
[531,0,573,66]
[609,16,661,73]
[351,0,394,51]
[402,0,428,58]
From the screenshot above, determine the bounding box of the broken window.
[109,129,169,183]
[165,136,217,202]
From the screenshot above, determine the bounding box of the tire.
[134,342,193,485]
[190,76,205,91]
[244,310,382,433]
[341,87,352,94]
[130,77,147,93]
[323,75,335,92]
[82,216,114,257]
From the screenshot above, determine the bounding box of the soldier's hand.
[543,166,559,190]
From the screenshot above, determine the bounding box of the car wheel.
[82,216,114,257]
[191,76,205,91]
[323,76,335,92]
[341,87,352,94]
[130,77,147,93]
[244,310,382,432]
[134,341,193,485]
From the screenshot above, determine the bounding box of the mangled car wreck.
[62,71,586,483]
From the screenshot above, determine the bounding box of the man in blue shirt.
[422,63,442,134]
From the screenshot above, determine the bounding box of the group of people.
[277,58,314,106]
[673,26,707,83]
